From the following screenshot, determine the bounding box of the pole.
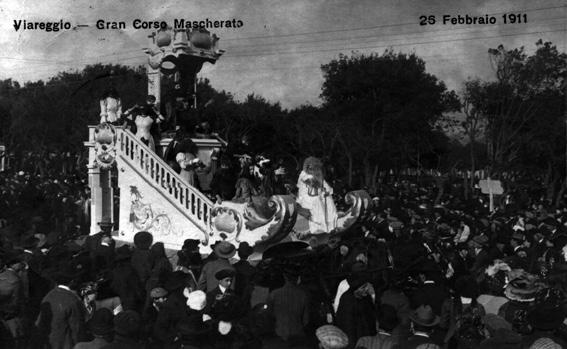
[488,176,494,213]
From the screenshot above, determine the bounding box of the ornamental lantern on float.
[189,29,213,50]
[155,29,172,47]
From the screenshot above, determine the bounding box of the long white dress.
[296,171,338,234]
[99,97,122,124]
[135,115,156,152]
[176,152,198,187]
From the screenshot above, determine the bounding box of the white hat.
[186,290,206,311]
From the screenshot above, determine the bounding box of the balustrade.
[115,128,213,231]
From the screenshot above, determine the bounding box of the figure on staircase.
[124,95,165,152]
[296,157,338,235]
[176,144,203,188]
[99,88,123,125]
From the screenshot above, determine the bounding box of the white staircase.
[87,125,216,250]
[117,128,214,230]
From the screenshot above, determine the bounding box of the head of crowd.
[2,155,567,348]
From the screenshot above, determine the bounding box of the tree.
[320,50,459,188]
[462,40,566,204]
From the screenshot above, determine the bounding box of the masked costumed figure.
[296,157,338,234]
[124,95,165,152]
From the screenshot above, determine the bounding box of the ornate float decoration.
[143,27,224,104]
[209,195,297,250]
[208,157,371,251]
[93,123,117,169]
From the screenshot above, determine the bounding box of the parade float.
[85,27,371,254]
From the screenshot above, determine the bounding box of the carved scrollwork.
[94,123,117,170]
[209,195,297,250]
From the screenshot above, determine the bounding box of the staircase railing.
[115,127,213,233]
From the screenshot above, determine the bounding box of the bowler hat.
[214,241,236,259]
[237,242,254,258]
[150,287,168,299]
[215,268,236,280]
[182,239,200,250]
[409,305,440,327]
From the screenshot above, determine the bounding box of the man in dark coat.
[110,246,144,312]
[209,156,237,203]
[335,277,376,349]
[233,242,256,301]
[0,252,25,346]
[401,305,442,349]
[410,261,450,318]
[197,242,236,292]
[101,310,142,349]
[36,266,86,349]
[268,272,310,344]
[130,231,153,288]
[153,271,192,349]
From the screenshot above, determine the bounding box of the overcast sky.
[0,0,565,109]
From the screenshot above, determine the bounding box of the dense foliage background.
[0,40,565,198]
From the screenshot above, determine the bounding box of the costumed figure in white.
[176,152,202,187]
[99,89,122,124]
[296,157,338,234]
[124,95,164,152]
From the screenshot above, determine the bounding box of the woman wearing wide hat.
[498,269,543,335]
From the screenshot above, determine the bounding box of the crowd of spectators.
[2,148,567,349]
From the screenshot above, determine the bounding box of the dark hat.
[455,243,469,251]
[164,271,189,292]
[177,314,210,344]
[468,234,489,248]
[215,268,236,280]
[3,250,23,266]
[418,260,440,274]
[182,239,200,250]
[21,236,39,250]
[482,314,512,336]
[214,241,236,259]
[133,231,153,249]
[409,305,440,327]
[377,304,399,332]
[346,262,369,289]
[511,232,526,242]
[528,303,565,330]
[49,263,84,285]
[150,287,168,298]
[551,233,567,249]
[115,245,132,261]
[88,308,113,336]
[542,217,558,227]
[455,276,479,299]
[113,310,140,337]
[237,242,254,258]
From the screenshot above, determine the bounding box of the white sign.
[479,179,504,195]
